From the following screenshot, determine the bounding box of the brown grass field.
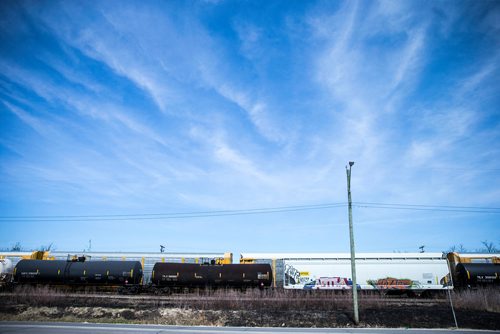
[0,287,499,329]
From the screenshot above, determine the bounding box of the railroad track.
[0,292,447,305]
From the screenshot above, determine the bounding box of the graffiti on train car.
[302,276,355,290]
[367,277,420,290]
[284,264,300,284]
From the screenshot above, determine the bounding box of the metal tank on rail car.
[456,263,500,287]
[13,259,143,285]
[447,252,500,288]
[151,263,272,288]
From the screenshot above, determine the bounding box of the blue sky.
[0,0,499,254]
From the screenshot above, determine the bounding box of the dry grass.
[2,285,106,308]
[2,286,499,313]
[1,287,500,329]
[451,288,500,313]
[165,288,438,311]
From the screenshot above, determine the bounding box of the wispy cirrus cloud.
[306,0,500,210]
[33,1,289,147]
[1,0,499,252]
[3,102,51,136]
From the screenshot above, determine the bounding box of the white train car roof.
[240,252,446,260]
[50,251,226,259]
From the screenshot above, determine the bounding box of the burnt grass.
[1,287,499,329]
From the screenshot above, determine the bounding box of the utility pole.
[346,161,359,325]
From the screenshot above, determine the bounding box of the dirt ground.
[1,302,499,329]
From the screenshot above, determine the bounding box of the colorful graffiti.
[304,276,353,290]
[367,277,420,290]
[318,277,350,287]
[316,276,352,288]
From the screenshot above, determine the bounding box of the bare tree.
[480,240,498,253]
[38,242,54,252]
[10,242,23,251]
[447,245,457,252]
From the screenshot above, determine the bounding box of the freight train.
[1,251,498,294]
[6,255,273,294]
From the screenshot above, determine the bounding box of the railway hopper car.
[151,263,272,291]
[241,253,452,295]
[13,259,143,289]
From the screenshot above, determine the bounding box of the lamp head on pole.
[349,161,355,167]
